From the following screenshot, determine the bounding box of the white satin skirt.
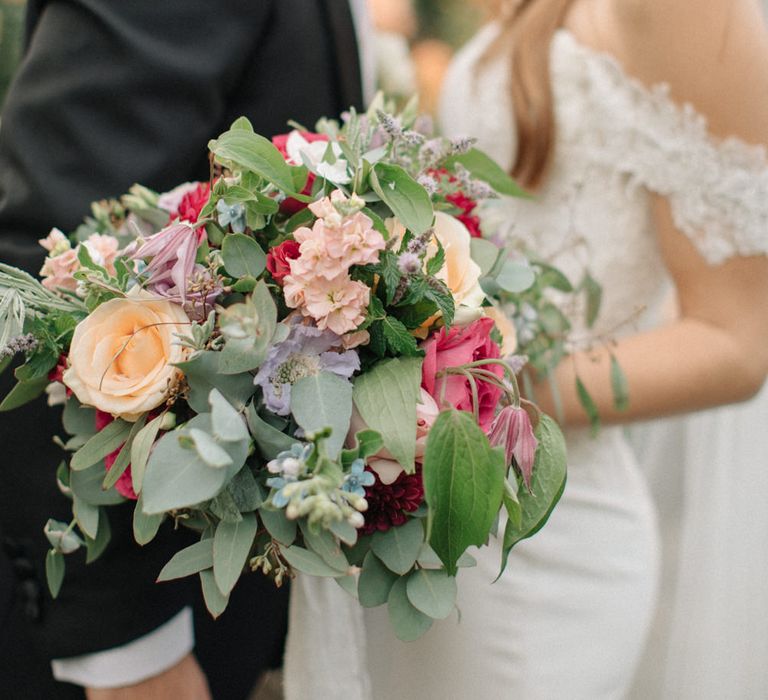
[285,426,660,700]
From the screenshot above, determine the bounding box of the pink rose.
[267,239,301,283]
[421,317,503,431]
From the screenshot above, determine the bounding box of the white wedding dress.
[284,24,768,700]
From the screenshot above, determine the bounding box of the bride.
[285,1,768,697]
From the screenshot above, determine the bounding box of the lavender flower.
[450,136,478,155]
[376,110,403,140]
[254,320,360,416]
[0,333,38,359]
[397,252,421,275]
[417,174,440,196]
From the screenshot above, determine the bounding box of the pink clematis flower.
[487,405,539,490]
[130,222,205,303]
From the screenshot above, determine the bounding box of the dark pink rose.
[421,317,503,431]
[266,239,301,284]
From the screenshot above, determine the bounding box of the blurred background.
[0,0,24,109]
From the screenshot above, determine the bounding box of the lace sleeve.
[560,31,768,265]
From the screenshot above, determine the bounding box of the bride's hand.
[84,653,211,700]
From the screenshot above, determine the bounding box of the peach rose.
[483,305,518,356]
[63,289,190,421]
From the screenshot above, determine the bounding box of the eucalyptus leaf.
[282,546,345,577]
[46,550,65,599]
[133,494,164,546]
[209,389,249,443]
[246,403,296,459]
[200,569,230,619]
[176,351,255,413]
[228,467,264,511]
[85,509,111,564]
[0,376,53,412]
[470,238,502,277]
[370,518,424,575]
[103,416,146,490]
[188,428,234,469]
[406,568,457,620]
[130,413,165,494]
[422,410,505,575]
[329,519,358,546]
[352,357,422,473]
[260,508,297,546]
[358,551,398,608]
[495,260,536,294]
[576,377,600,436]
[157,539,214,582]
[70,419,132,472]
[69,462,125,506]
[221,234,267,279]
[299,521,348,572]
[213,513,258,596]
[447,148,530,198]
[610,355,630,412]
[73,496,99,540]
[62,398,96,437]
[387,577,433,642]
[291,372,353,460]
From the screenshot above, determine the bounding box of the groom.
[0,0,371,697]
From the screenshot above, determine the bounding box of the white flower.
[285,131,351,185]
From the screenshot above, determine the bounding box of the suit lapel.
[321,0,364,112]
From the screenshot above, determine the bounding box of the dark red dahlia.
[174,182,211,225]
[446,190,482,238]
[361,466,424,536]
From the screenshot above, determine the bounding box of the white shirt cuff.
[51,606,194,689]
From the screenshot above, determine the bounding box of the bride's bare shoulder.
[610,0,768,143]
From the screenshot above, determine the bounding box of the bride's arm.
[534,0,768,427]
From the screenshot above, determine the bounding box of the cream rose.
[483,305,518,357]
[63,289,190,421]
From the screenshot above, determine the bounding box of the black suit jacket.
[0,1,362,697]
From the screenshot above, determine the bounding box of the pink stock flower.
[40,248,80,292]
[39,228,70,254]
[83,234,120,275]
[488,405,539,490]
[130,222,205,303]
[299,273,370,335]
[421,317,503,431]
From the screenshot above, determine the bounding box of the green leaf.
[496,260,536,294]
[387,576,433,641]
[73,496,99,540]
[405,569,457,620]
[370,163,434,235]
[260,508,297,546]
[218,282,277,374]
[0,376,48,412]
[352,357,422,473]
[103,415,146,490]
[575,376,600,436]
[423,280,455,328]
[329,519,358,546]
[188,428,233,469]
[358,551,398,607]
[610,355,630,412]
[381,315,420,356]
[210,488,244,523]
[537,263,574,293]
[417,544,476,569]
[46,550,65,599]
[342,429,384,466]
[246,403,296,460]
[62,398,96,437]
[425,238,446,277]
[133,494,164,546]
[70,419,132,471]
[200,569,230,619]
[157,539,214,582]
[499,415,567,576]
[209,127,295,193]
[470,238,502,277]
[208,387,249,442]
[221,233,267,279]
[370,518,424,575]
[291,372,353,460]
[213,513,258,596]
[422,409,505,575]
[282,545,346,577]
[130,413,165,494]
[85,509,112,564]
[299,521,348,572]
[69,462,125,506]
[142,414,249,514]
[176,351,255,413]
[447,148,530,198]
[582,272,602,328]
[227,467,264,511]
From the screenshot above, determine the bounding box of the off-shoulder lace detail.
[553,30,768,264]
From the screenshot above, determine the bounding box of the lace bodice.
[440,25,768,337]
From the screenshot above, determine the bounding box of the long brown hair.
[487,0,576,188]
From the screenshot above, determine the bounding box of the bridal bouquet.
[0,99,567,640]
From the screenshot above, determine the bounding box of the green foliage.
[575,376,600,436]
[246,403,296,460]
[69,463,124,506]
[130,413,165,495]
[176,351,256,413]
[260,508,297,546]
[200,569,229,618]
[358,551,398,608]
[610,355,630,412]
[133,495,164,546]
[282,545,346,577]
[387,577,433,642]
[290,372,353,460]
[370,518,424,575]
[213,513,258,596]
[446,148,529,198]
[299,521,348,572]
[46,550,65,599]
[405,569,457,620]
[422,410,506,575]
[499,415,567,577]
[70,419,132,471]
[353,357,422,472]
[370,163,434,235]
[221,234,267,279]
[85,509,111,564]
[0,375,48,411]
[157,539,214,582]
